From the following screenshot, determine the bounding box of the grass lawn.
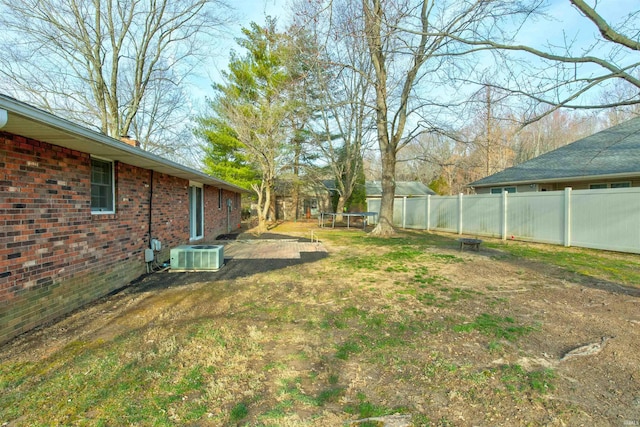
[1,222,639,426]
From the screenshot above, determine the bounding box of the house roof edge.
[0,94,248,193]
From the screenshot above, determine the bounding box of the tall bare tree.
[462,85,516,177]
[511,109,597,165]
[0,0,230,159]
[359,0,543,235]
[452,0,640,120]
[294,0,375,218]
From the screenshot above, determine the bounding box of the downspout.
[148,169,154,247]
[0,109,7,128]
[146,170,154,273]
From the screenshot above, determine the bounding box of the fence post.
[426,195,431,231]
[402,196,407,229]
[564,187,572,247]
[458,193,463,235]
[502,190,508,241]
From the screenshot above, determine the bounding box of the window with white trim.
[189,184,204,240]
[589,182,630,189]
[490,186,516,194]
[611,182,631,188]
[91,158,115,213]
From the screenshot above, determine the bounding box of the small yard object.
[560,336,613,361]
[319,212,378,229]
[350,414,412,427]
[458,238,483,252]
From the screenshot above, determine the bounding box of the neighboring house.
[469,117,640,194]
[274,180,332,221]
[365,181,436,199]
[321,180,435,215]
[0,95,245,344]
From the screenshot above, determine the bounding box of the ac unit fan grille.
[170,245,224,271]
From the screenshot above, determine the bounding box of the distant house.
[365,181,436,199]
[273,179,332,221]
[320,180,435,213]
[0,94,246,344]
[469,117,640,194]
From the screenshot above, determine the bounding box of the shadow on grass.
[502,254,640,298]
[133,251,328,293]
[216,232,314,242]
[391,229,640,298]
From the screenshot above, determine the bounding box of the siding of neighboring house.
[474,178,640,194]
[540,178,640,191]
[0,131,241,344]
[474,184,538,194]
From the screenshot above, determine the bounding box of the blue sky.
[235,0,288,29]
[191,0,639,107]
[189,0,288,101]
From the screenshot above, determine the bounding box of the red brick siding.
[0,132,242,344]
[205,187,242,236]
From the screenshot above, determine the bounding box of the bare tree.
[223,98,286,231]
[0,0,231,159]
[359,0,543,235]
[294,0,376,218]
[462,85,517,177]
[396,132,460,193]
[452,0,640,121]
[598,74,640,126]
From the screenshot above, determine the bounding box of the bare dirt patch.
[1,222,639,426]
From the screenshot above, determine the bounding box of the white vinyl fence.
[367,187,640,254]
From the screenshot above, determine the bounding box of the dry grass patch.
[1,223,639,426]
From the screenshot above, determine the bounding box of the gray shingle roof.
[365,181,435,196]
[470,117,640,187]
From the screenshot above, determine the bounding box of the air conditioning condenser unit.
[170,245,224,271]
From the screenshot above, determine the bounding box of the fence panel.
[461,194,502,237]
[367,198,381,224]
[404,197,427,229]
[506,192,565,245]
[392,199,404,227]
[366,189,639,254]
[571,188,640,253]
[430,196,458,233]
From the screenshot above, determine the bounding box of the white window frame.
[490,186,516,194]
[589,183,607,189]
[610,181,631,188]
[90,156,115,214]
[189,182,204,241]
[589,182,630,189]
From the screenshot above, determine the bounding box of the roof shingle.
[470,117,640,187]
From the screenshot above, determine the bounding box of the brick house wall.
[0,132,242,344]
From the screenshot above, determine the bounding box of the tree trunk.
[335,195,346,222]
[253,181,269,234]
[371,148,396,236]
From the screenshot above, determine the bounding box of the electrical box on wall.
[144,248,154,263]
